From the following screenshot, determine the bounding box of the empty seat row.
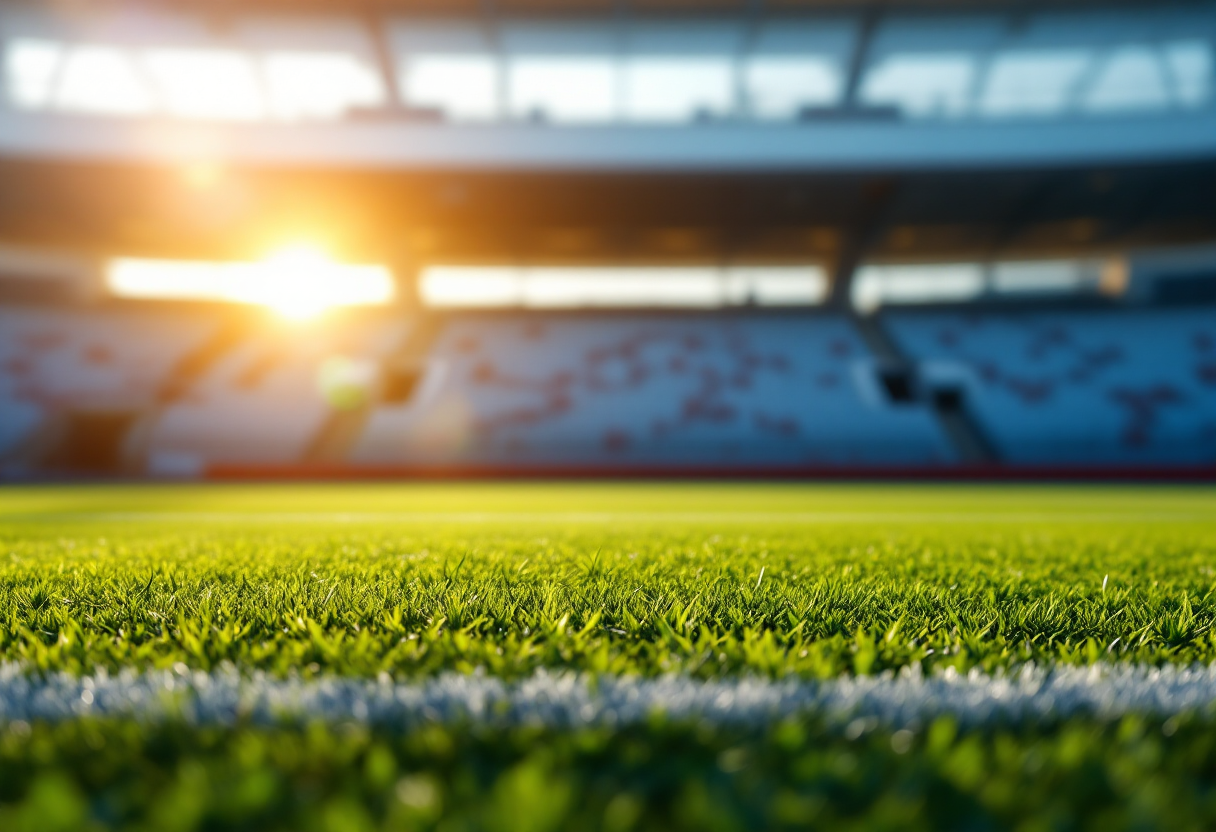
[353,314,955,467]
[0,308,217,458]
[144,317,411,472]
[885,307,1216,465]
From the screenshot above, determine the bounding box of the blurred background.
[0,0,1213,478]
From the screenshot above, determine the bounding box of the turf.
[1,483,1214,677]
[2,482,1215,831]
[6,713,1216,832]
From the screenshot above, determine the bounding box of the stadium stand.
[352,313,955,468]
[5,291,1216,476]
[142,316,410,473]
[885,307,1216,466]
[0,306,217,465]
[0,391,41,462]
[0,1,1214,478]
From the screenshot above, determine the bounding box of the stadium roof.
[0,0,1211,264]
[2,157,1212,267]
[1,0,1171,9]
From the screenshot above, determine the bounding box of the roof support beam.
[827,176,899,309]
[365,11,403,113]
[841,8,879,110]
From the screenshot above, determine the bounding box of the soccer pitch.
[2,482,1215,831]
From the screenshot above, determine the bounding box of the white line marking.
[3,664,1216,728]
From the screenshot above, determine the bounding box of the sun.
[255,244,340,321]
[106,246,395,316]
[244,243,396,321]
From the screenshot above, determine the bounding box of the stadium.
[0,0,1215,828]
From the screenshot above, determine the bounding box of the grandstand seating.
[885,307,1216,466]
[352,314,955,468]
[0,307,216,459]
[143,317,410,472]
[5,302,1216,473]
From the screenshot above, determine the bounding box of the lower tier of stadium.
[2,302,1215,476]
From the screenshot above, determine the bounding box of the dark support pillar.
[841,8,879,110]
[827,177,899,309]
[365,12,403,112]
[826,237,864,310]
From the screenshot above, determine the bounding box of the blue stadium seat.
[885,307,1216,466]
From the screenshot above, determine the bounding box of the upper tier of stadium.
[1,0,1214,262]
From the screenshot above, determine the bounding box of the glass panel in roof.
[143,49,264,120]
[391,22,499,121]
[978,50,1092,118]
[861,54,974,118]
[263,52,385,120]
[745,58,840,119]
[500,24,617,122]
[618,23,739,122]
[508,57,616,123]
[624,58,734,122]
[1082,47,1170,114]
[744,19,851,117]
[2,6,1213,126]
[238,15,387,120]
[1164,40,1212,107]
[6,39,62,108]
[404,55,498,121]
[856,14,1002,120]
[56,45,153,116]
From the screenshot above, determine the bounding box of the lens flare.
[106,247,394,319]
[254,245,341,321]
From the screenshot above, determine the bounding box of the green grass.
[1,483,1215,677]
[7,712,1216,832]
[2,482,1216,831]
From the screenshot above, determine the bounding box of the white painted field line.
[3,664,1216,728]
